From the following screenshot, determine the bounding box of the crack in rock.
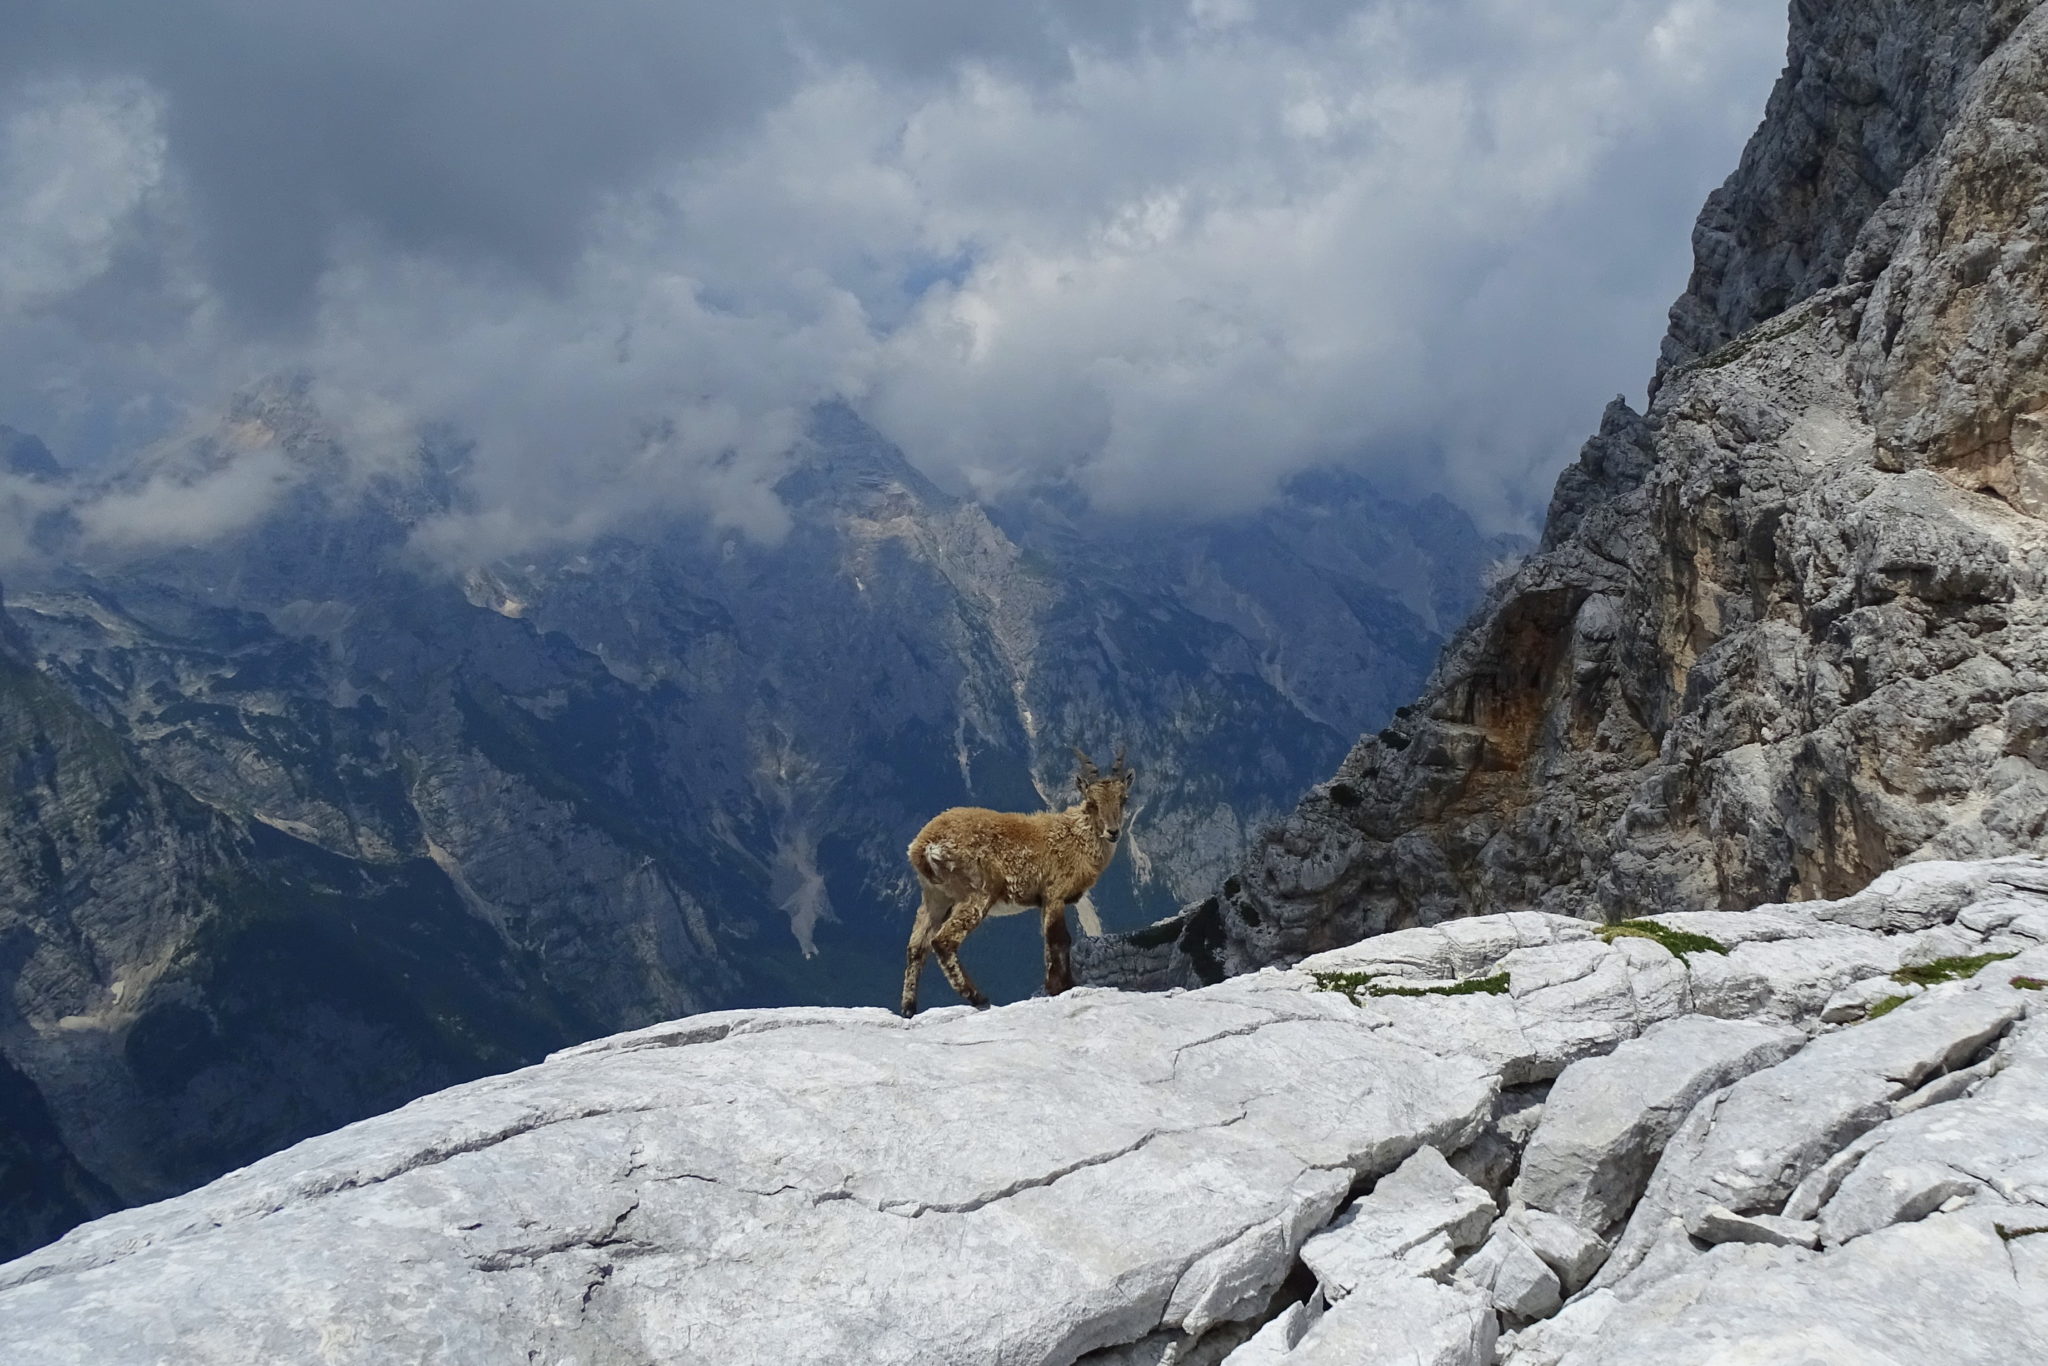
[884,1112,1252,1220]
[1167,1012,1302,1072]
[472,1200,647,1273]
[295,1104,665,1205]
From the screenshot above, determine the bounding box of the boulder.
[1511,1015,1802,1235]
[1298,1147,1495,1301]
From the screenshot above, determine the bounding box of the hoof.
[899,1001,917,1019]
[968,995,992,1011]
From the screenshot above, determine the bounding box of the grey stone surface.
[4,861,2047,1363]
[1821,975,1923,1023]
[1501,1290,1618,1366]
[1279,1265,1494,1366]
[1216,1300,1318,1366]
[1455,1224,1562,1322]
[0,987,1492,1366]
[1512,1015,1803,1236]
[1503,1207,1607,1297]
[1541,1210,2048,1366]
[1298,1146,1495,1301]
[1594,985,2028,1289]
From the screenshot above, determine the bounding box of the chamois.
[900,746,1135,1017]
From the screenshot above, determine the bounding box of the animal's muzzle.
[1107,829,1120,843]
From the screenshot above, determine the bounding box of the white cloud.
[75,446,297,549]
[0,0,1788,557]
[0,78,165,311]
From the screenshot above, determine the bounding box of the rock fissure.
[887,1111,1253,1221]
[472,1200,648,1273]
[1165,1012,1301,1073]
[298,1103,667,1204]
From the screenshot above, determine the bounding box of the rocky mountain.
[0,392,1511,1258]
[0,570,597,1265]
[1081,0,2048,989]
[4,857,2045,1363]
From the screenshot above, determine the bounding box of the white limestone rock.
[1594,987,2026,1291]
[1500,1289,1618,1366]
[1217,1299,1319,1366]
[1454,1224,1562,1322]
[6,863,2048,1364]
[1503,1208,1608,1296]
[1821,975,1923,1023]
[1511,1015,1803,1236]
[1684,932,1905,1024]
[1298,1147,1495,1301]
[1547,1210,2048,1365]
[0,986,1495,1366]
[1814,1004,2048,1246]
[1276,1264,1495,1366]
[1294,914,1595,986]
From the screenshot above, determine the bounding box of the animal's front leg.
[901,885,954,1018]
[931,892,995,1009]
[1041,903,1074,996]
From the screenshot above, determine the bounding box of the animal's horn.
[1072,746,1101,782]
[1111,744,1128,776]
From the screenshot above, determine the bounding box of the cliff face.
[1659,0,2040,378]
[1082,0,2048,988]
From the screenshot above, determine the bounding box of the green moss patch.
[1597,920,1729,960]
[1866,994,1912,1021]
[1890,952,2019,988]
[2010,976,2047,992]
[1309,969,1510,1004]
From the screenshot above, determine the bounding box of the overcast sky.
[0,0,1787,561]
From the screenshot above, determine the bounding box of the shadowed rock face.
[1082,0,2048,991]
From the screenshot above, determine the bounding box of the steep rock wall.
[1083,0,2048,987]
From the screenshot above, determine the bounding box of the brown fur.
[900,750,1133,1016]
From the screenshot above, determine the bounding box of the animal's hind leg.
[1042,904,1074,996]
[901,884,954,1018]
[931,891,996,1009]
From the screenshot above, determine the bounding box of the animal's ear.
[1122,769,1137,789]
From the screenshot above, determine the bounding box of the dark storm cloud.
[4,0,1269,324]
[0,0,1789,559]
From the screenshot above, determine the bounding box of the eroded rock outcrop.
[1080,0,2048,991]
[4,858,2046,1363]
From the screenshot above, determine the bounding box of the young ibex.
[900,746,1135,1017]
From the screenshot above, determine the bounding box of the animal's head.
[1073,745,1136,843]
